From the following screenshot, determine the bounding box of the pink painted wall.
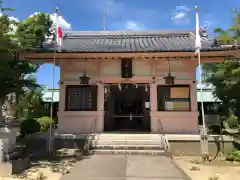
[56,58,199,134]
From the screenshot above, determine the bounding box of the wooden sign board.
[170,87,189,98]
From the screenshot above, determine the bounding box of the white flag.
[195,6,201,53]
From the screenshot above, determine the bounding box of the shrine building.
[20,30,239,134]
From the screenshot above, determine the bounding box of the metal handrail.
[91,118,100,148]
[83,118,97,154]
[158,118,169,152]
[91,118,97,135]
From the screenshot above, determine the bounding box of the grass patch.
[226,149,240,162]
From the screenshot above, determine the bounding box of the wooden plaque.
[170,87,189,98]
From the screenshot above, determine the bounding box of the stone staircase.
[91,133,169,156]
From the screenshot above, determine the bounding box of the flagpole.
[48,45,56,156]
[198,47,209,159]
[195,6,209,161]
[48,7,58,156]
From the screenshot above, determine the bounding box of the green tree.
[16,12,53,50]
[16,86,48,118]
[0,1,53,120]
[203,10,240,120]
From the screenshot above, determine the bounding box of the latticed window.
[65,85,97,111]
[157,85,191,111]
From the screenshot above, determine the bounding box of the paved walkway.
[61,155,191,180]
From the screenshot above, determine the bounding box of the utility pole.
[103,8,107,31]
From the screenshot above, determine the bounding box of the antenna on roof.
[103,8,107,31]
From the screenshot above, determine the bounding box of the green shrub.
[226,115,239,129]
[20,118,41,137]
[37,116,54,131]
[226,149,240,162]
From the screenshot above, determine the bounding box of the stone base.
[0,162,12,177]
[0,145,30,176]
[0,127,18,155]
[0,157,30,176]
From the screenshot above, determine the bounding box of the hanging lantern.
[164,73,175,85]
[79,73,90,85]
[164,58,175,85]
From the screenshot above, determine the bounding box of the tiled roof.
[43,30,231,53]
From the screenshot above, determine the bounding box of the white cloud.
[173,12,187,20]
[171,5,191,24]
[8,16,19,22]
[112,20,146,30]
[124,21,146,30]
[50,13,71,30]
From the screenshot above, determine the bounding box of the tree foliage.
[213,10,240,45]
[0,1,53,119]
[16,12,52,50]
[16,86,48,118]
[203,10,240,119]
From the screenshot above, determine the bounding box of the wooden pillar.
[150,57,157,111]
[59,69,66,112]
[95,59,104,132]
[150,83,158,133]
[150,83,157,111]
[97,83,104,111]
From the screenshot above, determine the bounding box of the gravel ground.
[174,156,240,180]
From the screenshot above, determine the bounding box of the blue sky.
[4,0,240,88]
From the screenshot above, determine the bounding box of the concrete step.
[94,144,165,150]
[92,139,164,146]
[92,149,166,156]
[94,134,163,141]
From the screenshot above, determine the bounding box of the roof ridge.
[42,29,231,53]
[63,29,195,38]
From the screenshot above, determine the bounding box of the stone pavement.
[61,155,191,180]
